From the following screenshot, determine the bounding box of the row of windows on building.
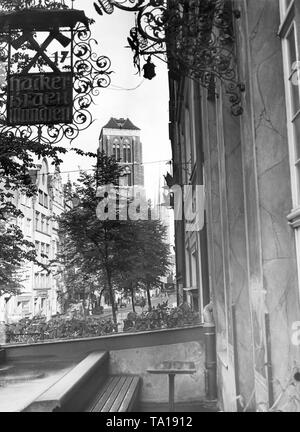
[112,144,132,163]
[34,271,50,290]
[52,187,64,206]
[17,216,32,237]
[35,211,50,234]
[19,188,64,212]
[35,240,59,259]
[38,189,49,208]
[35,241,50,262]
[17,213,58,237]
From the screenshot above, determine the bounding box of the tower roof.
[102,117,140,131]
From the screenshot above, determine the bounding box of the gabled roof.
[102,117,140,131]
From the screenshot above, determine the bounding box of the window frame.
[280,0,300,297]
[280,0,300,209]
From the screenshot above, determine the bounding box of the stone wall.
[203,0,300,411]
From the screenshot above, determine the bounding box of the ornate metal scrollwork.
[0,20,112,144]
[94,0,244,116]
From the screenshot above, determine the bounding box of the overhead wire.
[34,158,175,176]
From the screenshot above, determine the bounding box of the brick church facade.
[98,117,144,187]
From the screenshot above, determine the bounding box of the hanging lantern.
[143,56,156,80]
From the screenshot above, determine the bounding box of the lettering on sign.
[7,72,73,126]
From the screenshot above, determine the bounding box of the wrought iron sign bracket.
[0,6,112,145]
[94,0,245,116]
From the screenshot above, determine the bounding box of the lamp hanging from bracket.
[94,0,245,116]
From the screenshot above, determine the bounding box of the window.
[34,272,40,288]
[280,2,300,205]
[116,145,120,160]
[46,217,50,234]
[41,215,45,233]
[280,0,300,296]
[35,241,40,256]
[25,218,31,236]
[35,212,40,231]
[127,145,132,163]
[127,172,132,187]
[22,301,30,315]
[46,244,50,259]
[38,189,43,205]
[44,193,48,208]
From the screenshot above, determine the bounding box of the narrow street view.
[0,0,300,416]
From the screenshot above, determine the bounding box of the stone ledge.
[4,325,205,362]
[23,351,108,412]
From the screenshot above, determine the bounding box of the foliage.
[57,152,131,324]
[114,219,171,311]
[0,0,69,12]
[5,302,200,344]
[123,302,200,332]
[0,129,70,292]
[58,152,172,323]
[6,313,118,343]
[0,1,98,295]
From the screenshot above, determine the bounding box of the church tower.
[98,117,144,187]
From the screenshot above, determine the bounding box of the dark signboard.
[7,72,73,126]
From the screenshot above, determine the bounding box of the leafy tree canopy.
[58,152,171,322]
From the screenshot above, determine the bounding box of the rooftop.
[102,117,141,131]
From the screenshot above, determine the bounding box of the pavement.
[0,294,178,411]
[0,357,76,412]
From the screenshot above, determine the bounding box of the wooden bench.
[86,375,141,412]
[23,351,109,412]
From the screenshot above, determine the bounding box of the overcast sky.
[60,0,172,205]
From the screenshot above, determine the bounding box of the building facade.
[168,0,300,412]
[1,158,67,323]
[98,117,144,187]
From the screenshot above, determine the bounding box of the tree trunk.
[107,271,117,326]
[146,281,152,311]
[98,288,105,310]
[82,290,88,317]
[131,284,136,313]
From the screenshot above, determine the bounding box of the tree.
[0,1,68,11]
[58,152,134,325]
[0,1,70,295]
[0,134,68,295]
[0,0,96,295]
[117,219,171,311]
[137,219,171,311]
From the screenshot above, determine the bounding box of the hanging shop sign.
[7,72,73,126]
[0,5,112,144]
